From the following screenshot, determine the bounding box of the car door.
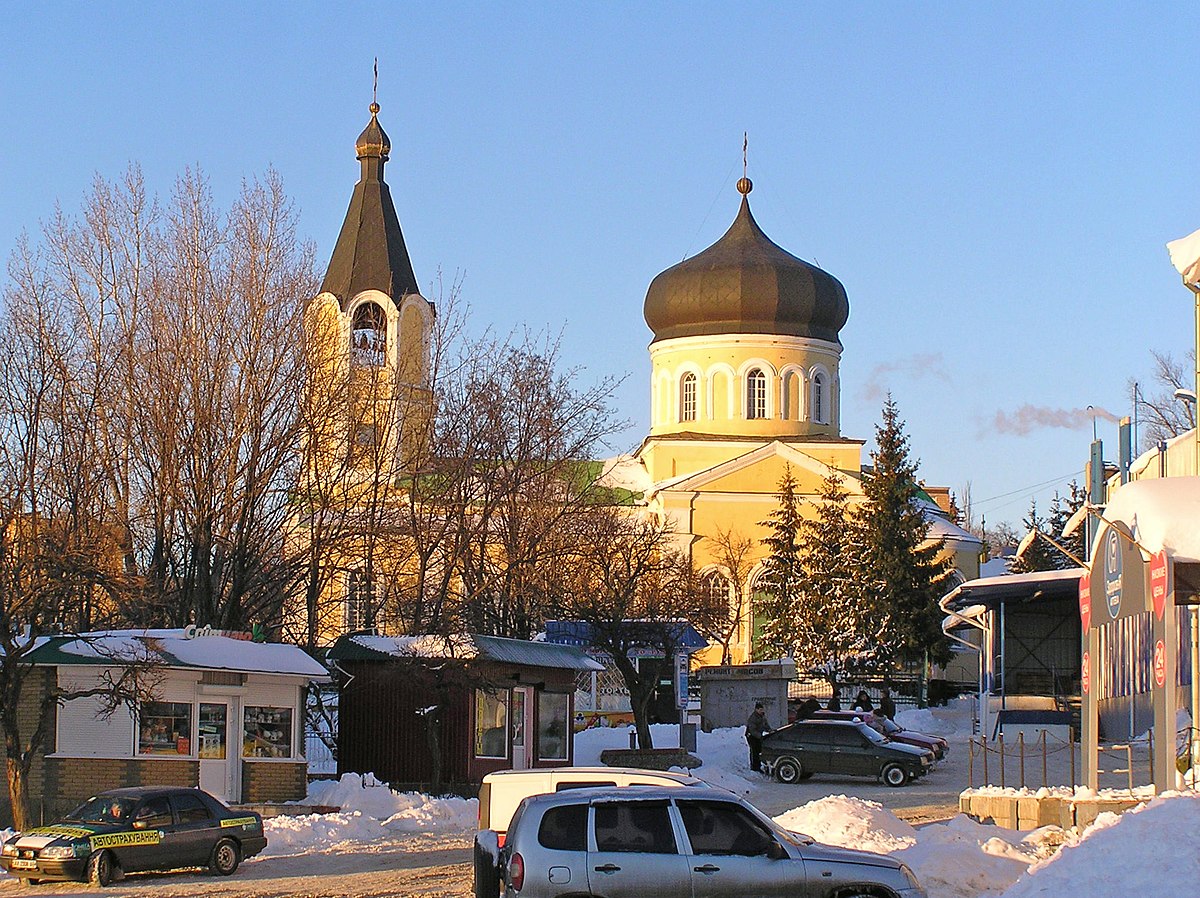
[794,725,833,774]
[169,791,220,865]
[677,799,809,898]
[119,795,176,871]
[587,799,691,898]
[829,726,874,777]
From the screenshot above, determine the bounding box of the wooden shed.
[328,633,602,792]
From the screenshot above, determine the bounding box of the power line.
[973,469,1085,508]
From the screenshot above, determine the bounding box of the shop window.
[138,702,192,756]
[537,692,569,761]
[243,706,293,758]
[475,689,509,758]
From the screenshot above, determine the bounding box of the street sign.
[1151,551,1169,620]
[1079,574,1092,631]
[1082,651,1091,695]
[674,653,689,711]
[1154,639,1166,689]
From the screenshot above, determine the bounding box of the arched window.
[345,569,376,631]
[746,368,767,419]
[700,571,730,612]
[679,372,697,422]
[351,302,387,366]
[811,371,827,424]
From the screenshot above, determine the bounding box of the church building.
[605,175,980,665]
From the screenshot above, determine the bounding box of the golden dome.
[355,103,391,160]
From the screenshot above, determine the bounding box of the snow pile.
[1001,791,1200,898]
[896,698,975,740]
[263,773,477,855]
[774,795,917,853]
[574,722,761,795]
[770,796,1054,898]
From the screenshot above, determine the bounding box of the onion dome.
[356,102,391,159]
[644,180,849,345]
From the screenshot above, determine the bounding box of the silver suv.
[498,785,926,898]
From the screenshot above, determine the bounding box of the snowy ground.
[4,701,1199,897]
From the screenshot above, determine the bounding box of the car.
[474,766,708,898]
[495,785,927,898]
[0,786,266,887]
[761,719,933,786]
[809,711,950,760]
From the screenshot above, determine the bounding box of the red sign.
[1151,551,1169,620]
[1079,575,1092,631]
[1154,639,1167,689]
[1082,651,1090,695]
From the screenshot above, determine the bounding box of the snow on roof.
[45,629,328,678]
[922,505,982,546]
[597,454,653,495]
[1102,476,1200,562]
[350,634,479,659]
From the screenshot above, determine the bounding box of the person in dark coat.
[795,697,821,721]
[852,690,874,713]
[878,687,897,720]
[745,703,770,772]
[827,688,842,712]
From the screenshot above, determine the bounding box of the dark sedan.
[761,719,933,786]
[0,786,266,886]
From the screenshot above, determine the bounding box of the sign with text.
[1088,521,1146,623]
[1154,639,1167,689]
[1151,551,1169,620]
[1079,575,1092,631]
[1082,651,1091,695]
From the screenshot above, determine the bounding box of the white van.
[477,766,706,843]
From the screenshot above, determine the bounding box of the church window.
[345,569,376,631]
[700,571,731,612]
[351,302,387,367]
[746,368,767,419]
[812,372,827,424]
[680,372,697,422]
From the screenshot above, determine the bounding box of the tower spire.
[737,132,753,196]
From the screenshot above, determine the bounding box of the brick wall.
[241,760,307,803]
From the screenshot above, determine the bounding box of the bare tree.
[1130,350,1196,451]
[695,526,755,665]
[559,508,703,750]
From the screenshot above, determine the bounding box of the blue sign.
[1103,527,1122,619]
[674,653,689,710]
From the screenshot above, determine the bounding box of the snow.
[775,795,918,853]
[895,703,977,740]
[1167,227,1200,281]
[1101,476,1200,561]
[55,629,328,677]
[597,454,653,495]
[350,633,479,659]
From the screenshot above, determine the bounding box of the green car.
[0,786,266,886]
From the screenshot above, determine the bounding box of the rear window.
[538,804,588,851]
[556,780,616,791]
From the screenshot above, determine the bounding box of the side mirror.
[767,841,788,860]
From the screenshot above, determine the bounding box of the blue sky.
[3,3,1199,531]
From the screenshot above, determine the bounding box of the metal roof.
[942,568,1084,610]
[328,632,602,671]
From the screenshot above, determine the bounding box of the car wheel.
[87,849,114,887]
[209,838,240,876]
[775,757,803,784]
[881,763,908,787]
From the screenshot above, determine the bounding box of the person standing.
[879,687,897,721]
[745,702,770,772]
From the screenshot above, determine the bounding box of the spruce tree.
[756,465,805,660]
[788,469,874,693]
[857,396,954,670]
[1048,480,1087,568]
[1009,499,1059,573]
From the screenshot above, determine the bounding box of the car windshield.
[64,795,138,824]
[860,724,888,744]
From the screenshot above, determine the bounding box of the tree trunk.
[5,750,32,832]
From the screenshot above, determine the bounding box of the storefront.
[1080,478,1200,792]
[330,633,601,792]
[22,629,327,816]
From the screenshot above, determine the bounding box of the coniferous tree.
[788,469,876,693]
[1046,481,1087,568]
[1010,499,1059,573]
[756,466,805,660]
[857,396,954,670]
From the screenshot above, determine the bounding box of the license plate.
[11,858,37,870]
